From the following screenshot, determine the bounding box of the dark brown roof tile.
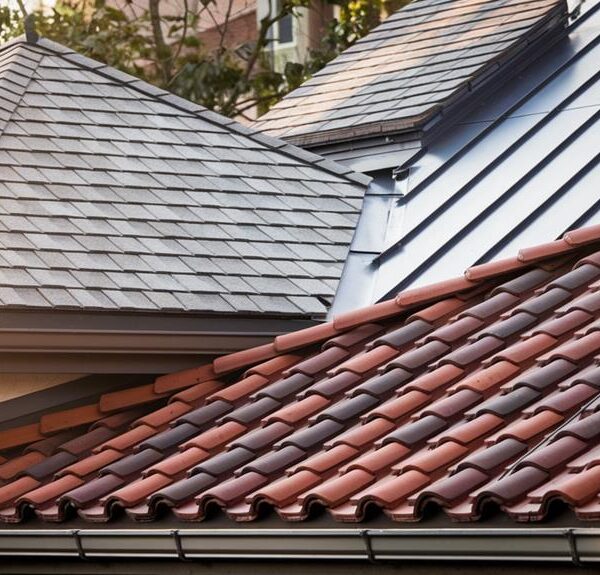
[252,374,313,401]
[229,422,293,452]
[421,316,484,346]
[372,319,433,350]
[455,438,528,474]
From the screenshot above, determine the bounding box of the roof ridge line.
[0,39,44,139]
[21,37,370,188]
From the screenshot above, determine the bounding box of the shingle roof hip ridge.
[15,36,370,189]
[0,38,43,140]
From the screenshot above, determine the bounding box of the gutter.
[0,528,598,563]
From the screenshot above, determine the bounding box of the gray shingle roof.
[332,0,600,313]
[254,0,567,148]
[0,36,369,318]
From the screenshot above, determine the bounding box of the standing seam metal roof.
[333,0,600,314]
[0,35,369,318]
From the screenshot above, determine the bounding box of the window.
[273,0,295,46]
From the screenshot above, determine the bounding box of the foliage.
[0,0,409,118]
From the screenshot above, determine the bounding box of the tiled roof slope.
[254,0,567,147]
[1,226,600,525]
[0,36,368,318]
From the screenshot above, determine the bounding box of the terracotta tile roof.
[1,225,600,524]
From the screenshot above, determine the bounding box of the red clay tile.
[290,445,359,475]
[449,361,521,394]
[488,333,557,367]
[92,409,146,431]
[543,465,600,506]
[325,323,384,350]
[133,401,191,429]
[353,470,430,508]
[274,322,339,352]
[57,449,123,479]
[213,343,277,375]
[437,414,504,446]
[421,389,482,419]
[488,410,564,443]
[245,354,302,378]
[249,470,321,507]
[169,380,222,405]
[94,424,157,453]
[0,452,45,481]
[529,310,593,338]
[365,391,429,423]
[329,344,397,376]
[421,316,484,345]
[491,268,553,296]
[465,256,529,281]
[333,299,404,331]
[538,332,600,364]
[564,226,600,246]
[299,469,375,508]
[525,384,598,416]
[577,251,600,269]
[460,292,520,321]
[396,441,468,474]
[207,374,269,403]
[342,443,410,475]
[145,447,209,477]
[0,424,44,451]
[99,384,166,413]
[419,468,490,508]
[329,418,395,449]
[18,475,84,506]
[396,277,477,307]
[196,472,269,507]
[404,365,464,395]
[408,297,468,324]
[263,395,330,426]
[107,473,172,507]
[154,364,216,394]
[182,421,247,452]
[518,239,574,263]
[40,404,103,435]
[0,476,40,507]
[477,466,548,506]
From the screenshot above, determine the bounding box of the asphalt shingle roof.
[0,225,599,525]
[0,36,369,318]
[254,0,567,148]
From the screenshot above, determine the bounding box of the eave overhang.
[0,310,317,373]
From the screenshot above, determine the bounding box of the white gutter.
[0,528,598,563]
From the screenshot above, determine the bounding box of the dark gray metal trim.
[0,528,597,562]
[0,310,317,373]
